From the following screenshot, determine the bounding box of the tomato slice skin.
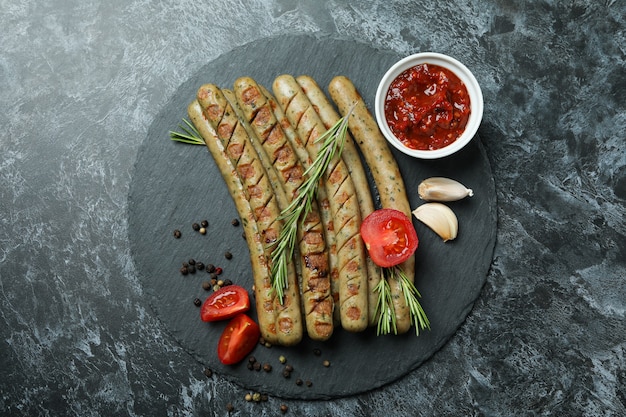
[217,314,260,365]
[360,208,418,268]
[200,285,250,322]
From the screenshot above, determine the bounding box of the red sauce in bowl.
[384,63,471,151]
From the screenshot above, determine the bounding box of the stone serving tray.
[128,34,497,400]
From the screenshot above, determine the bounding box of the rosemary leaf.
[170,119,204,145]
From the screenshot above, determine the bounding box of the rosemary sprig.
[270,109,352,303]
[169,119,204,145]
[375,266,430,336]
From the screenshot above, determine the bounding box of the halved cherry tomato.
[360,208,418,268]
[217,314,260,365]
[200,285,250,322]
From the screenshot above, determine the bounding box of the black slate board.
[128,34,497,400]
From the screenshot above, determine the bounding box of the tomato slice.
[360,208,418,268]
[200,285,250,322]
[217,314,260,365]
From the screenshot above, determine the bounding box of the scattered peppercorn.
[193,298,202,307]
[263,363,272,372]
[188,265,196,274]
[196,262,205,271]
[226,403,234,412]
[244,393,252,402]
[295,378,303,386]
[231,218,240,227]
[215,267,223,275]
[252,392,262,402]
[253,362,261,371]
[222,279,233,286]
[203,367,213,378]
[199,227,206,235]
[280,404,288,413]
[201,220,209,228]
[180,266,189,276]
[188,258,196,266]
[313,348,321,356]
[285,364,294,372]
[206,264,216,273]
[261,394,269,402]
[305,380,313,387]
[192,222,200,231]
[202,281,211,291]
[224,251,233,260]
[282,369,291,378]
[279,355,287,364]
[173,229,182,238]
[323,360,330,367]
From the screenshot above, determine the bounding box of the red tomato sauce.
[384,63,471,151]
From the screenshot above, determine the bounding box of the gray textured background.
[1,0,625,416]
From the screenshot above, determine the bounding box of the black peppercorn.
[192,222,200,231]
[263,363,272,372]
[231,218,240,227]
[222,279,233,286]
[202,281,211,291]
[196,262,205,271]
[226,403,234,412]
[188,258,196,266]
[201,220,209,228]
[193,298,201,307]
[203,367,213,378]
[224,251,232,260]
[280,404,288,413]
[173,229,181,238]
[180,266,189,276]
[295,378,303,386]
[188,265,196,274]
[206,264,216,273]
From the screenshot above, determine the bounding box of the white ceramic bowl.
[375,52,484,159]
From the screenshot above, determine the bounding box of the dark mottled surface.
[1,1,625,416]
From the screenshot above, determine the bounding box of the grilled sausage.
[197,84,303,346]
[232,77,333,341]
[187,99,279,344]
[296,75,382,327]
[328,75,414,334]
[259,84,341,326]
[273,74,369,333]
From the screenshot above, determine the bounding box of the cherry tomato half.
[217,314,260,365]
[200,285,250,322]
[360,208,418,268]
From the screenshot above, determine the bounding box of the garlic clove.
[412,202,458,242]
[418,177,473,202]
